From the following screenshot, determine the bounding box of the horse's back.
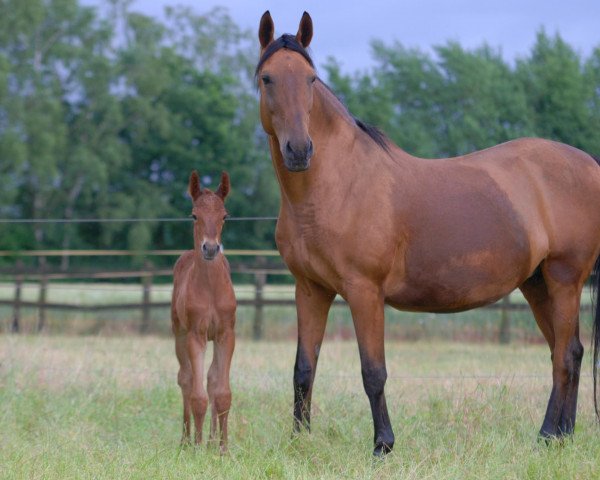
[384,137,600,312]
[465,138,600,255]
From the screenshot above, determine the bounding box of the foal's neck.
[192,253,226,288]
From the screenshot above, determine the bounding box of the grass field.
[2,335,600,479]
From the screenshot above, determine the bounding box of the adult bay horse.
[256,11,600,456]
[171,171,236,454]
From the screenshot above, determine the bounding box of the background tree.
[1,1,599,269]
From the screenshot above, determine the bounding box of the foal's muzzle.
[201,242,221,261]
[283,138,313,172]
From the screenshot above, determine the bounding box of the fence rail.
[0,249,593,341]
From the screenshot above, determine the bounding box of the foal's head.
[257,11,316,172]
[188,171,230,261]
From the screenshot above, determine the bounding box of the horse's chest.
[179,285,235,338]
[277,229,351,295]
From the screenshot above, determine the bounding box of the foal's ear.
[296,11,313,48]
[259,11,274,49]
[188,170,202,201]
[216,171,230,201]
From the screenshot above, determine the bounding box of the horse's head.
[257,11,316,172]
[188,170,230,261]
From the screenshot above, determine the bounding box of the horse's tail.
[590,153,600,420]
[592,256,600,420]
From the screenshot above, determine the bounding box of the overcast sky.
[98,0,600,72]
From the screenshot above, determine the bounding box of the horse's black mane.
[256,34,390,154]
[255,34,314,77]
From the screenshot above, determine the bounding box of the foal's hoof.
[373,443,393,458]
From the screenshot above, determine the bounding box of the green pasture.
[2,335,600,479]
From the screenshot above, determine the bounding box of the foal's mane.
[256,34,390,154]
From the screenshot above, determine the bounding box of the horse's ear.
[259,11,274,49]
[296,11,313,48]
[216,171,230,201]
[188,170,202,201]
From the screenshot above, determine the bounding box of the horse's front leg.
[187,330,208,445]
[293,278,335,432]
[346,281,395,457]
[210,326,235,455]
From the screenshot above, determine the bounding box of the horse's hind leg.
[519,262,584,439]
[175,333,192,443]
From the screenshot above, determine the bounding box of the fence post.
[140,261,153,334]
[11,261,23,333]
[499,294,511,344]
[252,257,267,341]
[37,272,48,332]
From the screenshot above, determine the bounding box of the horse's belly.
[384,254,529,313]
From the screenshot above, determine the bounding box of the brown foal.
[256,11,600,456]
[171,170,236,453]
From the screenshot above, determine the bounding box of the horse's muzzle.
[283,139,313,172]
[201,242,221,261]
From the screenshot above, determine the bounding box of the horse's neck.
[273,82,411,208]
[190,254,226,289]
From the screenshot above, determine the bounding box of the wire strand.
[0,216,278,224]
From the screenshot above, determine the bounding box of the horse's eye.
[310,75,317,84]
[223,214,229,221]
[190,214,197,221]
[261,75,271,85]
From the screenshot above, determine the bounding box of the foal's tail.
[593,256,600,420]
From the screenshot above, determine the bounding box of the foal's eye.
[310,75,317,84]
[223,214,229,221]
[190,214,197,221]
[261,75,271,85]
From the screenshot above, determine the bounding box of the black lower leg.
[293,343,313,432]
[539,385,561,439]
[558,337,584,435]
[361,361,395,456]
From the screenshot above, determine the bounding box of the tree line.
[1,0,599,266]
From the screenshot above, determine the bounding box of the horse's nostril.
[307,140,314,157]
[286,141,294,154]
[202,244,208,252]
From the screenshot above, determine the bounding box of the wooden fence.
[0,249,592,342]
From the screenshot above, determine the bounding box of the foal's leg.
[187,331,208,445]
[293,279,335,432]
[520,264,584,439]
[346,281,394,456]
[175,333,192,443]
[212,327,235,454]
[207,351,218,444]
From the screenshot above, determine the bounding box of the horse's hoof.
[537,430,566,446]
[179,437,192,448]
[373,443,393,458]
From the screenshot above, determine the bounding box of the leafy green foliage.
[1,1,599,265]
[326,32,600,159]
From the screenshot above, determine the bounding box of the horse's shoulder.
[173,250,195,277]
